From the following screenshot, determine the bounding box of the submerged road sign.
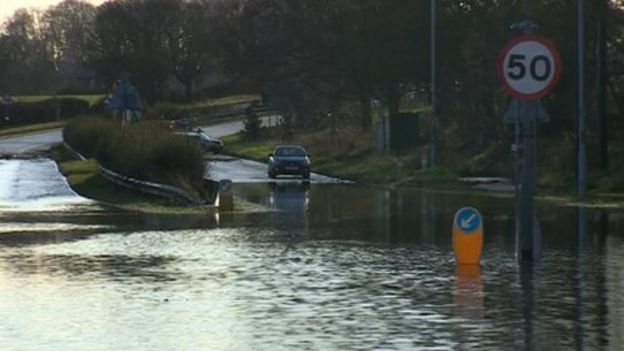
[497,35,562,100]
[453,207,483,265]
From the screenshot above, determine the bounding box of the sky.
[0,0,106,23]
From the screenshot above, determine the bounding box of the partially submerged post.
[218,179,234,211]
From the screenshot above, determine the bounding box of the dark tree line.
[1,0,624,171]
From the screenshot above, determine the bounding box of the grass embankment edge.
[50,144,215,214]
[222,131,624,208]
[0,121,65,138]
[221,132,473,191]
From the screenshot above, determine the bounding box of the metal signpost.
[497,30,561,261]
[0,95,13,125]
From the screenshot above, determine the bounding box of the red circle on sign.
[497,35,562,100]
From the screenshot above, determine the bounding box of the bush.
[243,107,261,139]
[102,124,205,191]
[64,118,206,195]
[63,116,116,158]
[50,98,91,118]
[4,98,91,127]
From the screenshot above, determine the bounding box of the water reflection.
[2,252,179,283]
[267,181,310,213]
[0,178,623,349]
[0,225,620,350]
[453,265,483,319]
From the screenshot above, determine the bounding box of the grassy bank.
[0,121,65,137]
[222,126,624,207]
[14,95,105,106]
[63,116,206,196]
[222,127,470,191]
[152,94,261,122]
[51,145,212,214]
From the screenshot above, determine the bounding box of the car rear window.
[275,147,306,157]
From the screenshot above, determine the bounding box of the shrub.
[5,98,91,127]
[63,116,116,158]
[243,107,261,139]
[50,98,91,118]
[65,118,206,195]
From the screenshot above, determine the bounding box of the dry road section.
[0,119,345,184]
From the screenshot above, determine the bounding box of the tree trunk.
[386,85,401,116]
[359,93,372,130]
[184,79,194,102]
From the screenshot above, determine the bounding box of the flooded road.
[1,160,623,350]
[206,157,345,184]
[0,129,62,156]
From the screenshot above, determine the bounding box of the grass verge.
[222,127,624,207]
[51,145,213,214]
[222,128,471,191]
[14,95,105,106]
[0,121,65,138]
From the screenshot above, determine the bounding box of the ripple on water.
[0,227,622,350]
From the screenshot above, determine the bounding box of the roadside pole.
[497,24,561,262]
[519,101,537,259]
[577,0,587,198]
[513,100,522,254]
[429,0,437,167]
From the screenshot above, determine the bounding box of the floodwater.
[1,160,623,350]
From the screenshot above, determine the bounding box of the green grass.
[51,145,213,214]
[14,95,105,106]
[153,94,260,115]
[222,129,469,190]
[0,121,65,137]
[181,94,260,109]
[222,134,273,159]
[222,129,624,207]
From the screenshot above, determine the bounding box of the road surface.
[199,118,345,184]
[0,117,344,184]
[0,129,62,156]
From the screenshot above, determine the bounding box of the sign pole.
[514,99,522,257]
[429,0,437,167]
[497,25,561,262]
[577,0,587,198]
[520,101,538,260]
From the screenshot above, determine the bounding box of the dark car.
[176,129,223,154]
[268,145,311,179]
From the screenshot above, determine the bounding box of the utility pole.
[577,0,587,197]
[429,0,437,167]
[598,0,608,171]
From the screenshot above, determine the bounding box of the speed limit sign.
[497,35,561,100]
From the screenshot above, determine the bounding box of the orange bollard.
[452,207,483,265]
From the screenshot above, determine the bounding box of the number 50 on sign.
[497,35,562,100]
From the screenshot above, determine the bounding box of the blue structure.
[107,75,143,126]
